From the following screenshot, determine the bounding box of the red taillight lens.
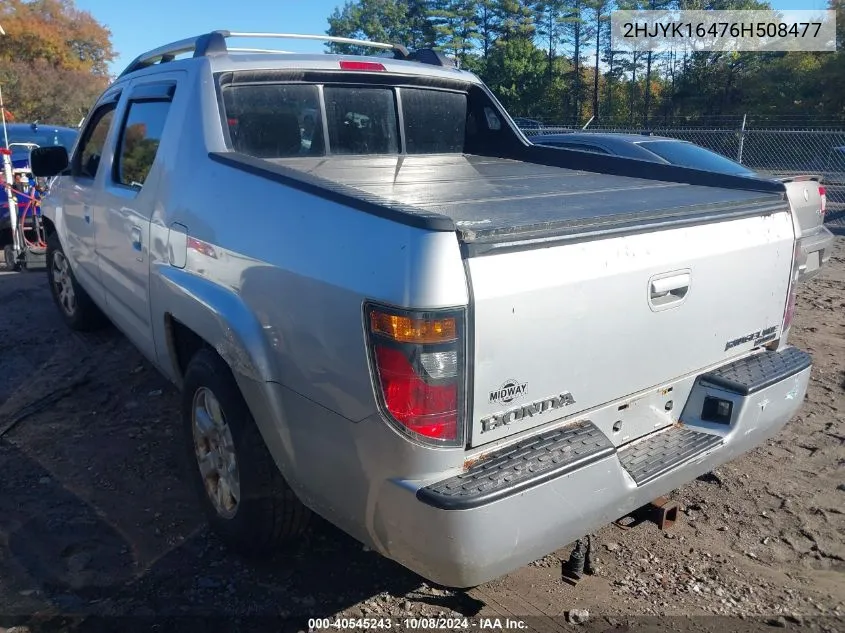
[373,346,457,440]
[819,186,827,216]
[366,304,465,446]
[339,60,386,72]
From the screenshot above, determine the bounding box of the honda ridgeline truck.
[31,31,815,588]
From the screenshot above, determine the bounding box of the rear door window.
[115,100,172,189]
[323,86,399,155]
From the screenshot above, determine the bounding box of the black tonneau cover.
[210,152,790,255]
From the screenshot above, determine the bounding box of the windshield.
[637,140,755,176]
[6,127,78,162]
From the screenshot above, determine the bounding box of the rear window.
[223,84,322,158]
[401,88,466,154]
[324,86,399,155]
[221,81,466,158]
[638,140,755,176]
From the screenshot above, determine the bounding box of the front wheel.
[3,244,20,271]
[181,348,311,555]
[46,232,108,331]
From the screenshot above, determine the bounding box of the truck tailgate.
[466,210,795,447]
[259,154,795,447]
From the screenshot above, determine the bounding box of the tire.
[182,348,311,555]
[3,244,20,271]
[46,231,108,331]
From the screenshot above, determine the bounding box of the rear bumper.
[377,346,811,588]
[796,225,834,282]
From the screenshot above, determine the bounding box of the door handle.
[131,226,142,259]
[84,206,91,224]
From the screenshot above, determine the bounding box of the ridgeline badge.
[489,379,528,404]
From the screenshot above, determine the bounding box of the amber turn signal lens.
[369,311,457,344]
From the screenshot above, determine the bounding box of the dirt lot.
[0,229,843,633]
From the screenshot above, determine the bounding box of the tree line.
[327,0,845,126]
[0,0,842,128]
[0,0,114,126]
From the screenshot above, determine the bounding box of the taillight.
[365,303,465,446]
[339,60,386,72]
[819,185,827,216]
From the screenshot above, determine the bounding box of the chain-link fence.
[520,118,845,211]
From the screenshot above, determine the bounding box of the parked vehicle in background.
[821,147,845,211]
[530,132,834,282]
[1,123,79,257]
[1,122,78,164]
[512,116,542,130]
[32,31,814,589]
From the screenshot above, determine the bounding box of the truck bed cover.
[211,152,789,254]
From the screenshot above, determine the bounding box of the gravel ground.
[0,231,842,633]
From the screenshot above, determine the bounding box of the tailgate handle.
[649,272,691,309]
[651,273,690,296]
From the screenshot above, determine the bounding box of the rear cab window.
[324,86,399,155]
[224,84,323,158]
[401,88,466,154]
[220,78,468,158]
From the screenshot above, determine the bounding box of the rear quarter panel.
[139,60,474,540]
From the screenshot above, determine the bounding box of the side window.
[114,100,172,189]
[484,107,501,131]
[74,105,117,180]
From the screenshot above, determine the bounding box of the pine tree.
[428,0,480,63]
[492,0,537,43]
[534,1,567,84]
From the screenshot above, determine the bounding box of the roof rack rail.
[119,31,457,78]
[118,30,421,78]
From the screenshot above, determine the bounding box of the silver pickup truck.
[31,31,814,589]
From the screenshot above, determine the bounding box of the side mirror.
[31,146,69,177]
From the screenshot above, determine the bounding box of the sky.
[75,0,832,77]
